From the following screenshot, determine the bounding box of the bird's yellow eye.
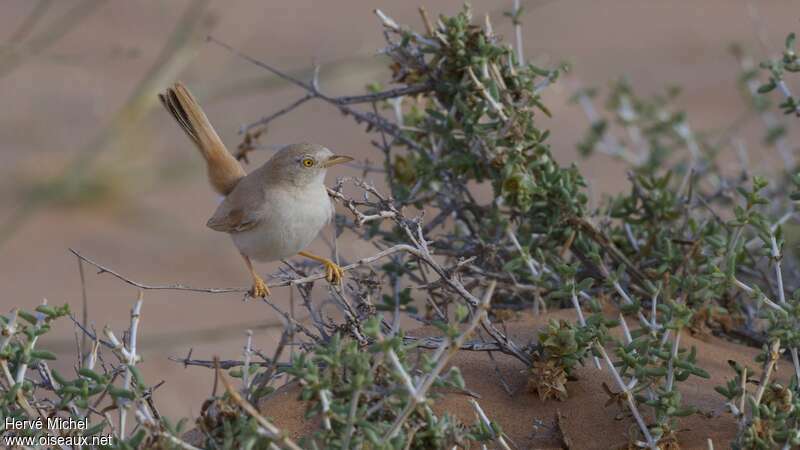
[301,157,314,167]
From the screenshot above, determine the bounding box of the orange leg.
[298,251,344,285]
[242,254,270,297]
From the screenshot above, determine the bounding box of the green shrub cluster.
[2,4,800,450]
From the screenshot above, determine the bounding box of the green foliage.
[285,319,497,449]
[381,4,584,250]
[3,5,800,450]
[758,32,800,116]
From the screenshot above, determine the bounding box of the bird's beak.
[324,155,354,167]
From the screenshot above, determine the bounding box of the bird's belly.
[231,191,331,262]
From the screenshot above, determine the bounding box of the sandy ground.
[1,0,799,423]
[257,309,786,449]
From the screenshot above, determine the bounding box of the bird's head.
[266,143,353,187]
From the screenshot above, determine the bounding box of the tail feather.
[159,82,246,196]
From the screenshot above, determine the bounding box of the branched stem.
[215,358,303,450]
[595,343,657,449]
[382,281,495,441]
[119,295,143,440]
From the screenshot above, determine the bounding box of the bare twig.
[214,357,303,450]
[383,280,495,441]
[70,244,425,294]
[511,0,524,67]
[242,329,253,396]
[470,398,512,450]
[76,254,89,355]
[595,343,656,449]
[754,339,781,405]
[207,36,430,154]
[118,295,143,440]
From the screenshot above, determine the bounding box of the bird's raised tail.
[159,82,246,196]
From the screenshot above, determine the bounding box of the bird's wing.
[206,177,265,233]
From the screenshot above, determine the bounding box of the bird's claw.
[322,260,345,285]
[249,276,270,298]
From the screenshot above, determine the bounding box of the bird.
[158,82,352,298]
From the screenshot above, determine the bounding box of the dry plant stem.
[319,389,333,430]
[214,357,303,450]
[251,327,291,393]
[617,95,651,163]
[572,217,649,288]
[570,289,601,369]
[168,356,290,370]
[103,328,133,362]
[625,223,640,253]
[12,303,67,438]
[404,336,504,352]
[374,9,438,48]
[754,339,781,405]
[388,216,528,365]
[1,309,38,418]
[71,244,423,294]
[418,7,435,36]
[738,56,794,168]
[745,212,795,250]
[241,94,314,134]
[619,312,633,345]
[769,233,800,383]
[467,66,508,120]
[208,36,430,154]
[470,398,512,450]
[732,276,785,312]
[0,309,18,354]
[738,367,747,425]
[599,259,653,331]
[572,84,642,166]
[119,295,143,440]
[77,228,530,358]
[776,80,800,115]
[512,0,524,67]
[595,343,656,449]
[387,347,417,396]
[383,280,495,442]
[242,329,253,395]
[341,388,362,450]
[157,429,202,450]
[14,300,46,385]
[665,329,681,392]
[77,254,89,354]
[239,81,428,146]
[674,120,701,165]
[506,227,546,313]
[136,405,202,450]
[69,248,247,294]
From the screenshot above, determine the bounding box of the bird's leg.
[242,254,270,298]
[297,251,344,285]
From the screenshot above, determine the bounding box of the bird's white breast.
[231,183,332,262]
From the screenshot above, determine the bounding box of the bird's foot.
[321,259,345,285]
[249,276,270,298]
[297,251,345,285]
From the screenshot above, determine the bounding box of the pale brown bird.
[158,82,352,297]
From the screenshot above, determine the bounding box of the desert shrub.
[3,3,800,450]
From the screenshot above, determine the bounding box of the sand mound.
[254,308,785,449]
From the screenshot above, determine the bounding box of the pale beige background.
[0,0,798,419]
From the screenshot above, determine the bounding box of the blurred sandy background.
[1,0,798,420]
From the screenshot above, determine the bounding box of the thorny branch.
[72,179,533,368]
